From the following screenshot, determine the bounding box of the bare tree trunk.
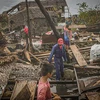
[35,0,60,40]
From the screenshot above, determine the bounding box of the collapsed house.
[3,0,67,36]
[9,7,58,36]
[0,27,100,100]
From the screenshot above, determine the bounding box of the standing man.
[48,38,67,80]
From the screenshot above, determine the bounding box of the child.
[37,62,61,100]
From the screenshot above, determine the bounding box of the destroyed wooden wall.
[3,0,67,35]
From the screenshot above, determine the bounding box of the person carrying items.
[37,62,61,100]
[48,38,67,80]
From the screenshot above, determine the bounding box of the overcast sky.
[0,0,100,15]
[67,0,100,15]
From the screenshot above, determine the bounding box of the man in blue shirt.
[48,38,67,80]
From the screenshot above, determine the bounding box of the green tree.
[77,2,100,25]
[77,2,88,12]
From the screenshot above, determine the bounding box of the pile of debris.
[0,29,100,100]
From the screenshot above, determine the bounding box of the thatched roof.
[20,0,67,7]
[5,0,67,14]
[9,7,57,29]
[29,7,57,19]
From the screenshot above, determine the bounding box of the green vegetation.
[77,2,100,25]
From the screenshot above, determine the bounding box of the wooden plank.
[16,58,31,65]
[10,80,37,100]
[81,85,100,94]
[79,80,86,99]
[70,45,87,67]
[86,92,100,100]
[34,52,50,57]
[69,25,86,29]
[85,78,100,88]
[29,52,41,62]
[4,47,11,54]
[27,81,37,100]
[87,66,100,69]
[10,80,28,100]
[79,46,91,50]
[13,85,30,100]
[24,50,31,62]
[38,56,49,59]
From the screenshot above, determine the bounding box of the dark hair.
[68,28,71,30]
[66,25,69,28]
[40,62,54,76]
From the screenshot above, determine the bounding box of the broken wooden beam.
[27,81,37,100]
[29,52,41,62]
[4,47,11,55]
[81,84,100,94]
[79,46,91,51]
[70,45,87,67]
[10,80,37,100]
[74,68,81,95]
[86,92,100,100]
[16,58,31,65]
[10,80,29,100]
[78,80,86,99]
[34,52,50,57]
[24,50,31,62]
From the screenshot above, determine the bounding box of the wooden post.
[25,0,33,51]
[35,0,60,40]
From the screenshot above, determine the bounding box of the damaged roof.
[10,7,57,19]
[9,7,57,28]
[5,0,67,14]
